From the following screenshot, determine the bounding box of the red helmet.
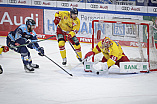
[1,46,9,52]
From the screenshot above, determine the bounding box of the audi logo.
[34,1,41,5]
[9,0,17,3]
[121,6,130,11]
[90,4,99,8]
[153,8,157,12]
[61,3,69,7]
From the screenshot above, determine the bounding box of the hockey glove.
[1,46,9,52]
[84,51,95,61]
[53,17,61,25]
[22,32,33,39]
[27,43,34,49]
[38,47,44,56]
[67,34,72,40]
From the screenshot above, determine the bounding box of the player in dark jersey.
[6,19,44,73]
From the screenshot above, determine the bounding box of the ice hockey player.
[53,8,82,65]
[84,37,130,73]
[0,46,9,74]
[0,46,9,55]
[6,19,44,73]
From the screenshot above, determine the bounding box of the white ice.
[0,37,157,104]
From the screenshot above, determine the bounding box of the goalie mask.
[102,38,111,49]
[26,19,36,32]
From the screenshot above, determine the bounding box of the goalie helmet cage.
[92,19,157,72]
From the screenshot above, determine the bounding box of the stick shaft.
[44,55,73,76]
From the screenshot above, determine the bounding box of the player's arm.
[107,43,119,68]
[106,55,117,68]
[14,28,29,45]
[53,11,61,25]
[68,19,80,38]
[28,31,44,56]
[84,41,102,59]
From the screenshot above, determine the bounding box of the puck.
[96,71,99,75]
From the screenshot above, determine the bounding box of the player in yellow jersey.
[53,8,82,65]
[84,37,130,73]
[0,46,9,55]
[0,46,9,74]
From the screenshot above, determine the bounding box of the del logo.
[124,65,137,69]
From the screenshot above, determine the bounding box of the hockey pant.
[101,53,130,67]
[56,28,82,59]
[7,37,32,65]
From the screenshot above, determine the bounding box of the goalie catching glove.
[38,47,44,56]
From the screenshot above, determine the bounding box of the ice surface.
[0,37,157,104]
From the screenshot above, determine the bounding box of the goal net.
[92,19,157,71]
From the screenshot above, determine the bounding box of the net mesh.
[92,19,157,71]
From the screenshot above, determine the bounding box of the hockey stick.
[70,55,93,70]
[58,25,81,60]
[10,35,56,48]
[44,55,73,76]
[67,39,81,59]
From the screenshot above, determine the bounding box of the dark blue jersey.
[7,24,39,50]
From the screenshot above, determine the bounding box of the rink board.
[120,62,149,73]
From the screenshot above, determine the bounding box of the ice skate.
[30,63,39,68]
[62,58,67,65]
[24,64,34,73]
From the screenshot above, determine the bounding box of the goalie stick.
[10,35,56,48]
[44,55,73,76]
[70,55,93,70]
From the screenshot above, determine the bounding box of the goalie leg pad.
[84,62,94,72]
[92,62,109,75]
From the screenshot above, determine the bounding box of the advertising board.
[0,7,43,35]
[32,0,56,7]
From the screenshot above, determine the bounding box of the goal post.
[92,19,157,72]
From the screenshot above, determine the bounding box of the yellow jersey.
[0,47,3,54]
[55,11,80,37]
[92,37,124,67]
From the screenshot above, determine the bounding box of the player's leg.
[58,40,66,65]
[115,54,130,67]
[101,56,108,62]
[19,46,35,72]
[57,27,67,65]
[69,36,82,62]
